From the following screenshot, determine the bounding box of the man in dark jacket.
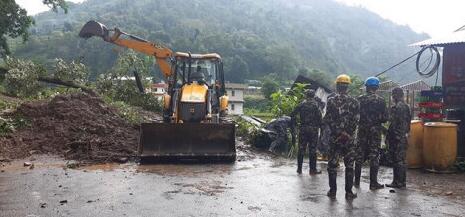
[355,77,388,190]
[324,74,360,200]
[291,89,322,175]
[386,87,411,189]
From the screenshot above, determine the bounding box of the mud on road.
[1,151,465,217]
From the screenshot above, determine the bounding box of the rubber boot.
[297,151,303,174]
[327,172,337,199]
[309,154,321,175]
[354,164,362,188]
[369,166,384,190]
[386,166,399,188]
[345,168,357,200]
[398,166,407,188]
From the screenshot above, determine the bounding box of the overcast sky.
[17,0,465,38]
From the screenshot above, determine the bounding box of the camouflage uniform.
[324,93,360,195]
[386,100,411,187]
[355,92,388,187]
[291,97,322,173]
[266,116,292,154]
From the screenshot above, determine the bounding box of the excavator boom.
[79,20,173,77]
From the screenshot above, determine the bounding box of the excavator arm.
[79,21,173,77]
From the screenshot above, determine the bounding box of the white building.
[148,83,168,100]
[225,83,247,115]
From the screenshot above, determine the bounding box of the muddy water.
[1,155,464,217]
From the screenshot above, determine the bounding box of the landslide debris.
[0,93,140,162]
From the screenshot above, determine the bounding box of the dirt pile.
[0,93,139,162]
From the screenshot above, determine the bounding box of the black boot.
[354,164,362,187]
[398,166,407,188]
[369,166,384,190]
[386,166,400,188]
[297,151,303,174]
[327,172,337,199]
[309,153,321,175]
[345,168,357,200]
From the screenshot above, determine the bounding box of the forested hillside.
[10,0,428,83]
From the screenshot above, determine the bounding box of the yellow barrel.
[423,122,457,172]
[407,120,424,168]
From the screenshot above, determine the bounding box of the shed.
[412,27,465,109]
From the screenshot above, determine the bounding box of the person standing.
[354,77,388,190]
[291,89,322,174]
[324,74,360,200]
[386,87,411,189]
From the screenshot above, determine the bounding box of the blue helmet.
[365,77,380,87]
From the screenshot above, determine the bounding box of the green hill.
[11,0,429,83]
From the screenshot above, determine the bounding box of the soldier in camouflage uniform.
[324,74,360,200]
[386,87,411,189]
[355,77,388,190]
[291,89,322,175]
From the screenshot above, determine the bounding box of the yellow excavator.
[79,21,235,162]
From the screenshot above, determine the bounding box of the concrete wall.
[229,102,243,115]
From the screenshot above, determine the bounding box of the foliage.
[244,95,270,111]
[11,0,427,83]
[0,116,28,136]
[235,118,257,138]
[96,51,161,112]
[53,58,89,84]
[3,57,46,97]
[348,74,365,97]
[103,98,143,125]
[261,77,280,100]
[299,68,333,88]
[270,83,308,117]
[0,0,67,57]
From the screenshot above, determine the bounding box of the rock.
[1,170,4,173]
[29,164,35,170]
[58,185,62,188]
[87,200,94,203]
[445,191,453,196]
[59,200,68,204]
[118,157,129,163]
[389,189,396,193]
[0,158,11,162]
[40,202,47,208]
[129,193,133,195]
[24,162,32,167]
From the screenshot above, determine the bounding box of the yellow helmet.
[335,74,351,84]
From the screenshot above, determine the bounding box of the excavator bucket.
[139,123,236,163]
[79,20,109,39]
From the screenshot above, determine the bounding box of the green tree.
[0,0,67,57]
[261,77,279,100]
[3,57,46,97]
[348,74,364,96]
[270,83,307,117]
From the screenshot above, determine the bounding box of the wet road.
[1,155,464,217]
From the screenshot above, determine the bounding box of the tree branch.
[37,77,95,94]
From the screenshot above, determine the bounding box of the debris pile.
[0,93,139,162]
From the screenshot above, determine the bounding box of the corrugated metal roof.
[225,83,247,89]
[411,29,465,46]
[378,80,400,92]
[400,80,430,91]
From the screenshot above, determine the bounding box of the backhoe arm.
[79,21,173,77]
